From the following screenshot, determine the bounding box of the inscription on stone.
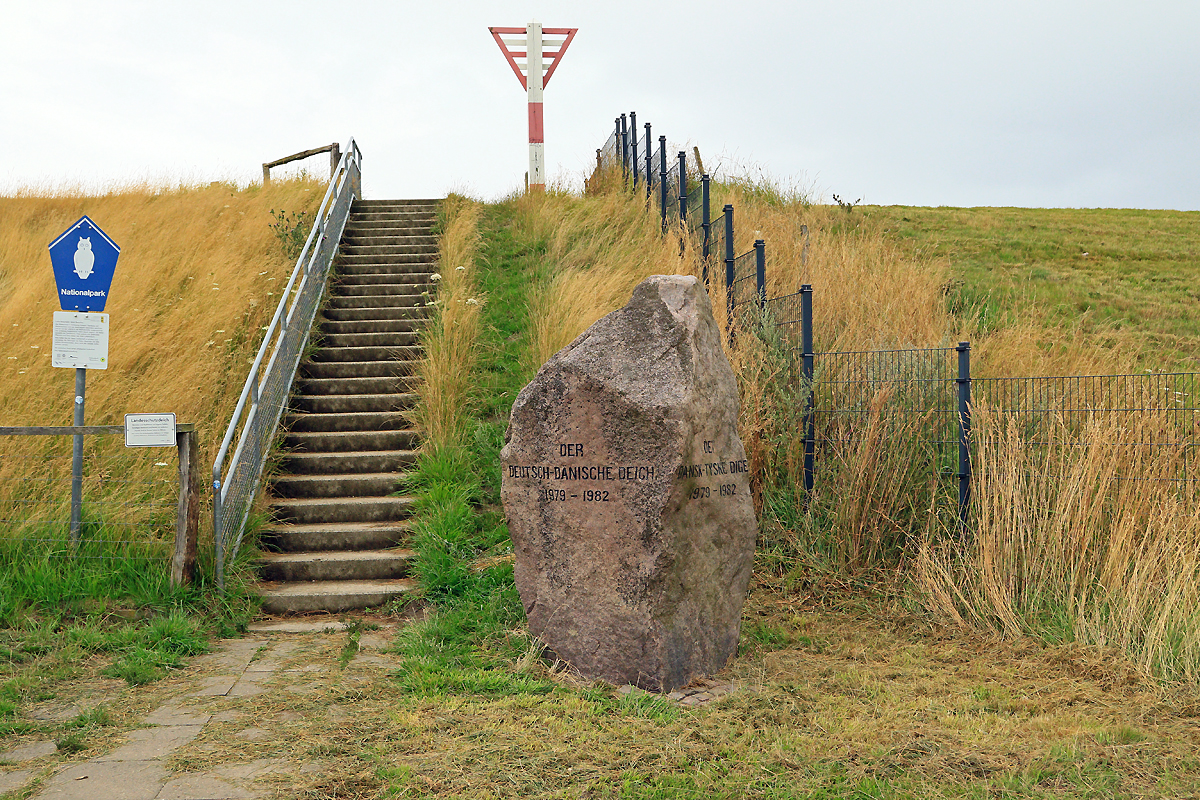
[501,275,758,692]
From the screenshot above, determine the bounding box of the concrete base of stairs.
[257,578,417,615]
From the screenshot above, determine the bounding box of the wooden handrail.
[262,143,341,184]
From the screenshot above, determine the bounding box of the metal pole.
[678,151,687,225]
[527,21,545,192]
[620,113,628,175]
[724,204,735,339]
[701,174,711,282]
[644,123,653,199]
[957,341,972,536]
[70,367,86,546]
[755,240,766,311]
[659,136,668,231]
[630,112,638,189]
[801,285,815,496]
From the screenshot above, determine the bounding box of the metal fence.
[211,139,362,590]
[595,113,1200,533]
[0,425,200,583]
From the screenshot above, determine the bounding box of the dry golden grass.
[918,405,1200,683]
[515,189,695,373]
[0,177,324,537]
[413,195,481,449]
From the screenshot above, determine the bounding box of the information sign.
[48,216,120,312]
[51,312,109,369]
[124,413,177,447]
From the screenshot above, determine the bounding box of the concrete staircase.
[256,198,439,614]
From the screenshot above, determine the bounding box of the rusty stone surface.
[501,275,758,691]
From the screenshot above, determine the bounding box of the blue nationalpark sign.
[48,216,120,312]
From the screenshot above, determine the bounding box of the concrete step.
[258,578,417,615]
[284,410,412,433]
[326,294,426,310]
[336,273,436,287]
[335,258,437,273]
[300,360,414,380]
[342,234,438,248]
[260,520,411,552]
[290,393,417,413]
[279,449,419,475]
[283,429,420,452]
[268,495,416,525]
[341,243,437,257]
[318,331,420,348]
[335,283,431,297]
[272,472,404,499]
[258,549,415,582]
[318,317,425,334]
[295,376,418,395]
[308,346,422,364]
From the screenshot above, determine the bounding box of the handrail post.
[801,285,815,496]
[956,341,972,537]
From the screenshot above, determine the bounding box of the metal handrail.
[211,138,362,590]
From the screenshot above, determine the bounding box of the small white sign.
[52,311,109,369]
[124,413,177,447]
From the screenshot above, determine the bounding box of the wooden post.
[329,144,341,178]
[172,427,199,587]
[262,164,271,186]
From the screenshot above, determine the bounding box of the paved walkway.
[0,620,379,800]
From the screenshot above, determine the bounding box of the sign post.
[47,216,120,544]
[489,21,577,193]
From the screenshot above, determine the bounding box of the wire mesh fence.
[0,433,181,558]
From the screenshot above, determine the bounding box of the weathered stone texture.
[501,275,758,691]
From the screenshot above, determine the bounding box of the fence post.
[644,123,652,199]
[659,136,668,232]
[630,112,638,189]
[613,117,620,164]
[801,285,815,496]
[678,151,687,224]
[956,341,972,535]
[701,174,711,283]
[622,114,630,176]
[755,240,766,311]
[172,427,200,587]
[724,205,735,336]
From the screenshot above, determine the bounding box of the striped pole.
[527,21,545,191]
[490,23,577,195]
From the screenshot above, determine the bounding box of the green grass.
[863,205,1200,370]
[393,200,555,699]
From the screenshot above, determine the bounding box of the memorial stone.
[501,274,758,691]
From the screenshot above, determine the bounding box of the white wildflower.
[430,273,442,282]
[465,298,479,306]
[455,266,465,271]
[205,341,215,347]
[154,462,168,467]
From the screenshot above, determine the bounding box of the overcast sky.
[2,1,1197,209]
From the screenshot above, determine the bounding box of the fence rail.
[0,424,200,585]
[211,138,362,590]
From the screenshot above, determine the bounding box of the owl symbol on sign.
[73,237,94,280]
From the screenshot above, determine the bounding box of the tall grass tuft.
[917,406,1200,682]
[413,194,482,449]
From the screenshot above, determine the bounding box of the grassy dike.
[376,194,1200,798]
